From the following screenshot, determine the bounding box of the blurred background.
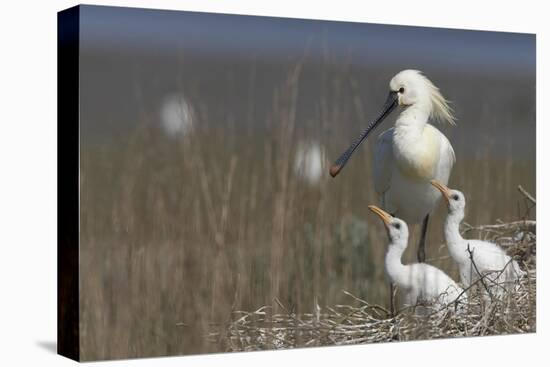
[78,5,535,360]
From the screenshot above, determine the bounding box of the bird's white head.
[430,180,466,214]
[389,70,456,126]
[368,205,409,245]
[329,70,455,178]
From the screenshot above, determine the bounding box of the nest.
[213,214,536,352]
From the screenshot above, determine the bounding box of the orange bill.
[430,180,451,201]
[368,205,392,226]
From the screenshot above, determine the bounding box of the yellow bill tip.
[368,205,392,225]
[430,180,451,200]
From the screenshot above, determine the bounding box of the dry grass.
[214,219,536,351]
[79,58,535,360]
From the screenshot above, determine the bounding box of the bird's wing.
[410,263,460,301]
[464,239,526,284]
[465,240,510,272]
[374,128,394,196]
[433,126,455,184]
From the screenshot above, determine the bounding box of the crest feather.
[421,72,456,125]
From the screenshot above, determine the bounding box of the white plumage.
[431,181,525,291]
[331,70,456,262]
[368,205,465,310]
[374,124,455,223]
[374,70,455,223]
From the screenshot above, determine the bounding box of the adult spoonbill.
[330,70,456,263]
[430,180,524,291]
[368,205,465,311]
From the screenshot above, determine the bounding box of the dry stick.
[421,258,498,317]
[274,298,309,328]
[476,257,519,294]
[466,243,494,301]
[462,221,536,234]
[518,185,536,205]
[428,253,522,317]
[327,305,382,335]
[342,290,391,316]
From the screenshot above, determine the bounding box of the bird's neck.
[385,243,411,288]
[395,104,431,135]
[392,104,440,181]
[444,211,466,258]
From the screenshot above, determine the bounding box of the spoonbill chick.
[368,205,465,311]
[330,70,456,263]
[430,180,525,291]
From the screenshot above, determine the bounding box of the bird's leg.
[389,282,395,317]
[417,214,430,263]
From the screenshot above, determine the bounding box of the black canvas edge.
[57,5,81,362]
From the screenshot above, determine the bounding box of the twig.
[342,290,390,316]
[466,243,494,301]
[462,221,536,234]
[518,185,536,205]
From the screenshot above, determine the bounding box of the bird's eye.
[399,87,405,93]
[452,194,459,201]
[394,223,401,229]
